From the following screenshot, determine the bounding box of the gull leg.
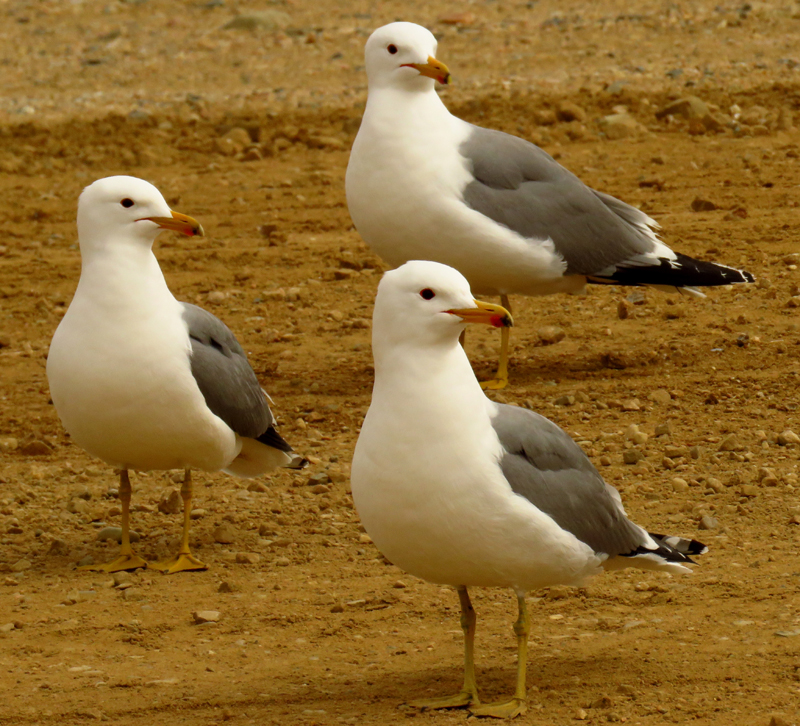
[470,593,529,719]
[410,586,480,710]
[480,294,511,390]
[80,470,147,572]
[151,469,207,574]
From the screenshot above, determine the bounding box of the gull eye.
[420,288,435,300]
[387,44,398,54]
[120,198,134,208]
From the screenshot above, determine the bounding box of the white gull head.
[364,22,448,92]
[77,175,202,256]
[373,260,511,358]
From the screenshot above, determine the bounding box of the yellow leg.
[80,470,147,572]
[480,294,511,390]
[470,594,529,719]
[150,469,207,574]
[410,586,481,710]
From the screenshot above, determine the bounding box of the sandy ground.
[1,1,800,724]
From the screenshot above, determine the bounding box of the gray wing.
[459,125,658,276]
[492,403,645,557]
[181,302,273,439]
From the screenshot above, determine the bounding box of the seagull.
[345,21,754,388]
[351,260,707,718]
[47,176,305,574]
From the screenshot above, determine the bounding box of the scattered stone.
[740,485,759,497]
[190,509,206,519]
[671,478,689,493]
[222,11,292,31]
[777,430,800,446]
[10,559,31,572]
[218,581,238,593]
[556,101,587,123]
[113,572,132,587]
[214,127,251,156]
[625,425,648,446]
[20,439,53,456]
[274,556,291,567]
[546,585,570,600]
[0,437,18,452]
[437,11,476,25]
[718,434,742,451]
[235,552,260,564]
[67,498,90,515]
[699,515,718,530]
[192,610,220,624]
[623,450,644,465]
[654,422,672,436]
[768,716,790,726]
[575,708,588,720]
[533,109,557,126]
[213,524,237,544]
[649,389,672,405]
[97,526,140,544]
[691,197,717,212]
[617,300,630,320]
[590,695,614,709]
[0,623,16,633]
[330,602,344,613]
[123,587,145,601]
[656,96,709,121]
[158,489,182,515]
[598,113,643,140]
[48,538,70,556]
[555,395,575,406]
[776,108,794,131]
[247,481,268,493]
[307,472,330,486]
[537,325,565,345]
[622,398,640,412]
[740,105,768,126]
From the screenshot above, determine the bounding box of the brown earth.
[1,1,800,724]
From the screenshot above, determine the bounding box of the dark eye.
[420,288,435,300]
[387,44,398,54]
[121,198,134,208]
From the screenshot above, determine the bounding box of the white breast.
[346,88,573,296]
[47,250,238,472]
[351,345,602,593]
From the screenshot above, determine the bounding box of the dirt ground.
[1,1,800,724]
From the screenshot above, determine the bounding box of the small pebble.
[97,526,140,544]
[213,524,237,544]
[537,325,565,345]
[192,610,221,625]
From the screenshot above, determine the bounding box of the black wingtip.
[286,455,309,470]
[589,253,754,289]
[647,532,709,561]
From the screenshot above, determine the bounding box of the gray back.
[181,303,273,439]
[493,404,644,557]
[460,125,656,275]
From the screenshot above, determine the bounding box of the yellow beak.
[447,299,513,328]
[402,55,451,85]
[142,210,204,237]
